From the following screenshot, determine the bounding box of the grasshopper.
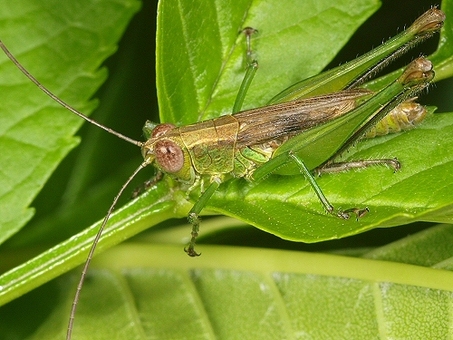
[0,7,444,340]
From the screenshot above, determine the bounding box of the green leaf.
[0,0,141,246]
[431,0,453,81]
[157,0,380,124]
[8,225,453,339]
[208,107,453,242]
[195,3,453,243]
[1,0,453,339]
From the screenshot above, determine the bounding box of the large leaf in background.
[0,0,140,245]
[12,224,453,339]
[1,0,453,338]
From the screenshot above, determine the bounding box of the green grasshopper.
[0,7,444,340]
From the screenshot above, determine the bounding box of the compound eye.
[154,139,184,173]
[152,123,176,138]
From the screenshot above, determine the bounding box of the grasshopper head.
[141,122,194,182]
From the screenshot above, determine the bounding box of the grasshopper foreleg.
[185,27,260,256]
[131,170,163,199]
[185,177,222,256]
[288,151,369,220]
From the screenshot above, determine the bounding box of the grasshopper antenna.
[66,160,150,340]
[0,39,150,338]
[0,40,143,147]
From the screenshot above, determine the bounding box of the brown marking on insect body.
[152,123,176,137]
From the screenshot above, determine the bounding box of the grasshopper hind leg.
[316,158,401,175]
[291,156,402,219]
[313,157,401,219]
[289,152,369,220]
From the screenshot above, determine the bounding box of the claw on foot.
[341,207,369,220]
[184,246,201,257]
